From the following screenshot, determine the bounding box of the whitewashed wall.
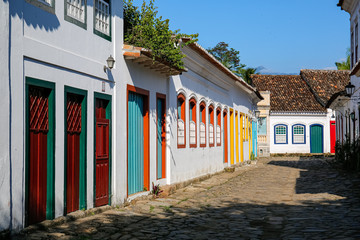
[270,111,332,154]
[168,45,257,184]
[0,0,11,232]
[3,0,122,231]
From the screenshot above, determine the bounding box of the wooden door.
[28,86,49,225]
[310,125,323,153]
[128,92,145,194]
[95,99,110,207]
[223,111,228,163]
[66,94,82,213]
[330,121,336,154]
[157,96,166,179]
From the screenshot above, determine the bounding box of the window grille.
[275,125,287,144]
[189,121,196,145]
[200,123,206,145]
[216,125,221,145]
[293,125,304,144]
[209,124,214,145]
[95,0,110,35]
[67,0,86,23]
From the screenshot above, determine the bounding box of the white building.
[252,70,348,155]
[0,1,262,233]
[329,0,360,143]
[0,0,122,231]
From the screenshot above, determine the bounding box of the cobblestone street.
[14,157,360,239]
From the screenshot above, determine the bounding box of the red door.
[95,99,109,207]
[28,86,49,225]
[223,111,228,163]
[330,120,336,153]
[66,94,82,213]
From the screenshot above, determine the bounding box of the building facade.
[0,1,262,232]
[252,70,348,155]
[331,0,360,143]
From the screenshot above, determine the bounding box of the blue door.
[128,92,144,195]
[252,121,257,158]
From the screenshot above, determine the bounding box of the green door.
[310,125,323,153]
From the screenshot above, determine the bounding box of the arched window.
[216,108,221,146]
[209,105,215,147]
[199,102,206,147]
[292,124,305,144]
[177,94,186,148]
[189,98,197,148]
[274,124,288,144]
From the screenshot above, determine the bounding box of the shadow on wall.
[267,157,360,198]
[8,0,60,32]
[7,0,123,32]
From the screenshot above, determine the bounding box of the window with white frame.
[26,0,55,13]
[275,125,287,144]
[94,0,111,37]
[66,0,86,24]
[293,125,305,144]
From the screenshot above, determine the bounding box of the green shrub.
[335,137,360,171]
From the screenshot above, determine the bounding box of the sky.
[131,0,350,74]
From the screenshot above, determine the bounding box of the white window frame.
[274,125,287,144]
[26,0,55,14]
[65,0,87,27]
[292,125,305,144]
[94,0,111,39]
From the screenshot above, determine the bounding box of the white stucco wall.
[5,0,122,231]
[270,112,332,154]
[0,0,11,232]
[168,45,257,184]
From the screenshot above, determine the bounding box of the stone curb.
[18,161,257,235]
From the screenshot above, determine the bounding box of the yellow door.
[240,113,244,163]
[235,111,239,163]
[230,109,234,165]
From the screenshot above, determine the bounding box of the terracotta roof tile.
[300,69,350,106]
[251,74,326,112]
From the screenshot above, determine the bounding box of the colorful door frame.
[235,111,239,163]
[330,120,336,154]
[25,77,55,226]
[156,93,166,179]
[240,113,244,162]
[252,121,258,158]
[64,87,87,214]
[127,85,150,195]
[94,93,112,207]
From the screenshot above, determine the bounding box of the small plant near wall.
[124,0,198,70]
[335,137,360,172]
[151,182,163,198]
[250,152,256,161]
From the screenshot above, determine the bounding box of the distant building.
[252,70,349,155]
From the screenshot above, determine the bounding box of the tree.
[207,42,245,71]
[335,49,350,70]
[234,67,260,85]
[124,0,198,70]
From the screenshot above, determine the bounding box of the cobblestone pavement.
[14,157,360,239]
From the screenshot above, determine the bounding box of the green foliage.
[207,42,245,71]
[335,48,351,70]
[151,182,163,197]
[234,67,260,85]
[335,137,360,171]
[250,151,255,161]
[124,0,198,70]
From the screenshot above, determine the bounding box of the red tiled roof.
[251,75,326,112]
[300,69,350,107]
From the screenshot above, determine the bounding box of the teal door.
[128,92,144,195]
[252,121,257,157]
[310,125,323,153]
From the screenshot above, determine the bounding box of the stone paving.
[13,157,360,239]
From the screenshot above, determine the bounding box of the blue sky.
[131,0,350,74]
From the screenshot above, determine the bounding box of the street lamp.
[345,82,355,96]
[104,55,115,72]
